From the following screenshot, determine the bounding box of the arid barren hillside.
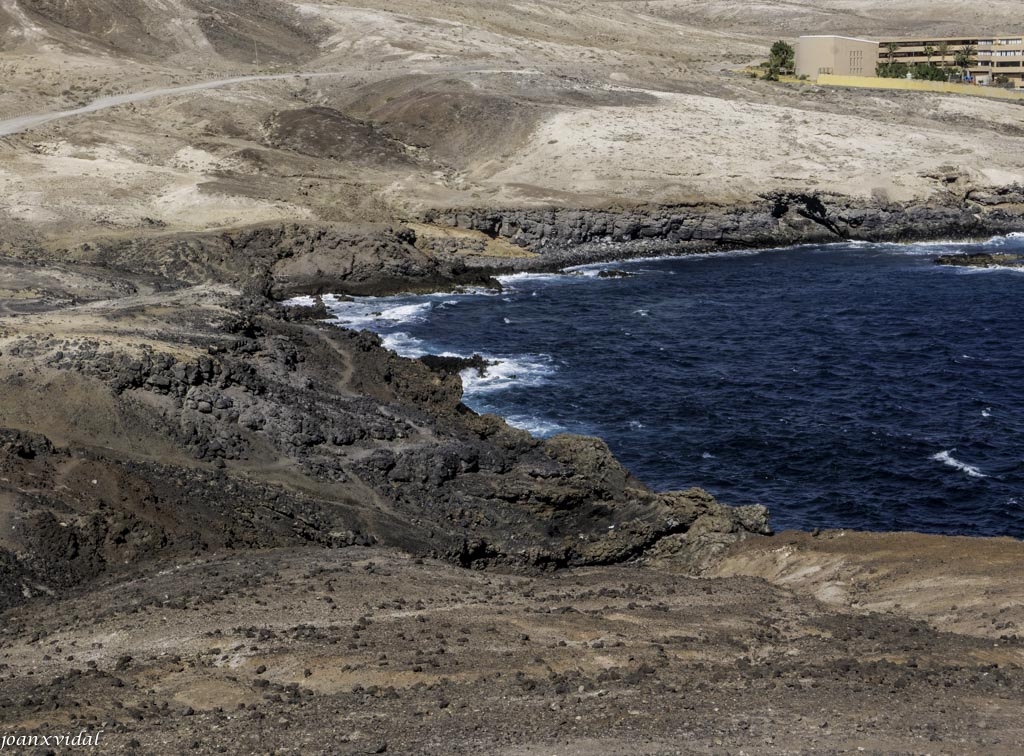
[646,0,1024,38]
[1,0,1023,247]
[1,2,1023,754]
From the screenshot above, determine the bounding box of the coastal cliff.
[0,247,772,616]
[2,229,1023,753]
[3,0,1024,750]
[421,187,1024,265]
[3,191,1022,616]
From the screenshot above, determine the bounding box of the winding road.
[0,72,346,137]
[0,65,542,138]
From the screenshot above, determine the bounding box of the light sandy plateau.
[1,0,1023,242]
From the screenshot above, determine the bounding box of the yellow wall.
[817,73,1024,100]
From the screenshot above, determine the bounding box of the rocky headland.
[2,0,1024,752]
[935,251,1024,268]
[3,209,1024,753]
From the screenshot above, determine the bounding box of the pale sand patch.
[476,90,1024,204]
[406,222,537,258]
[152,184,314,230]
[712,530,1024,640]
[0,141,312,233]
[4,0,1024,234]
[169,145,222,172]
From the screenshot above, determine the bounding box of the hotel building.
[795,35,880,78]
[797,35,1024,88]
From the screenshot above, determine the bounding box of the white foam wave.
[954,264,1024,275]
[901,239,970,249]
[381,332,427,357]
[983,232,1024,246]
[496,271,574,287]
[982,408,992,418]
[317,295,437,330]
[460,354,555,396]
[902,234,1024,257]
[564,248,766,273]
[423,286,500,298]
[503,414,565,437]
[930,450,987,479]
[378,302,432,322]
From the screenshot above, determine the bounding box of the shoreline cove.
[6,2,1024,748]
[295,233,1024,540]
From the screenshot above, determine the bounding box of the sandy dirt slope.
[646,0,1024,38]
[713,530,1024,641]
[1,0,1023,244]
[447,87,1024,205]
[0,545,1021,754]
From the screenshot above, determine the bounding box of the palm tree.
[923,44,935,65]
[954,44,977,81]
[884,41,900,66]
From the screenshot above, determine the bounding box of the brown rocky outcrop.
[0,289,767,612]
[421,189,1024,265]
[935,251,1024,267]
[45,223,499,299]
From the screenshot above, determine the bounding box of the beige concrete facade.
[799,34,1024,88]
[796,36,879,79]
[877,36,1024,88]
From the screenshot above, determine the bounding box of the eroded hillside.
[0,0,1022,249]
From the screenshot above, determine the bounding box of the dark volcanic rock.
[15,187,1016,611]
[287,295,330,321]
[264,107,414,167]
[418,353,493,377]
[0,297,768,611]
[935,252,1024,268]
[56,223,500,300]
[421,188,1024,263]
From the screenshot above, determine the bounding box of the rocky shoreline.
[417,188,1024,272]
[7,188,1015,308]
[9,188,1018,614]
[3,194,1024,753]
[935,251,1024,268]
[6,202,810,616]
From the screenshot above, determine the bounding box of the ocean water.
[303,236,1024,537]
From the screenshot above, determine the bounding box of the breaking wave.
[289,234,1024,538]
[460,354,555,397]
[930,450,987,479]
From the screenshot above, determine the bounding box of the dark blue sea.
[305,236,1024,537]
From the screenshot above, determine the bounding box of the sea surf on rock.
[299,236,1024,539]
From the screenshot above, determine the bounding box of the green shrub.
[876,61,909,79]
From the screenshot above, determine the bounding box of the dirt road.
[0,72,344,137]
